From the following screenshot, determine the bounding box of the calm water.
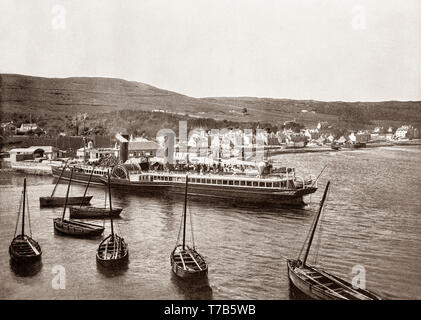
[0,146,420,299]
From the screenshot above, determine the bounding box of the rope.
[279,254,290,261]
[13,191,23,237]
[102,189,107,228]
[298,183,331,260]
[311,164,327,187]
[313,186,329,265]
[26,188,32,237]
[115,218,121,235]
[298,214,316,259]
[188,200,195,249]
[175,208,183,247]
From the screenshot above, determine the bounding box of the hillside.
[1,74,420,137]
[201,97,421,127]
[0,73,230,117]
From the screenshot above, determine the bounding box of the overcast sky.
[1,0,420,101]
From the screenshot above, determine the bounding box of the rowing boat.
[287,181,382,300]
[53,168,104,237]
[40,196,93,207]
[170,175,208,279]
[69,168,123,219]
[9,178,42,263]
[40,165,93,207]
[69,206,122,219]
[96,170,128,267]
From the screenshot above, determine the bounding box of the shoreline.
[1,141,420,177]
[266,139,421,155]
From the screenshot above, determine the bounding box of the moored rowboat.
[9,178,42,264]
[170,175,208,279]
[69,206,122,219]
[53,168,104,237]
[69,167,123,219]
[40,196,92,207]
[41,164,93,207]
[53,218,104,237]
[96,234,129,267]
[287,260,382,300]
[9,236,42,263]
[287,181,382,300]
[171,244,208,279]
[96,170,129,268]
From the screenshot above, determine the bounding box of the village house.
[370,126,396,141]
[317,121,330,131]
[372,126,383,134]
[0,121,17,135]
[128,138,161,158]
[16,123,39,134]
[8,146,60,162]
[349,132,370,144]
[76,141,118,162]
[335,136,347,145]
[394,125,414,140]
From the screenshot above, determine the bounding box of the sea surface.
[0,146,420,299]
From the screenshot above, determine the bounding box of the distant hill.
[201,97,421,126]
[1,74,420,135]
[0,73,228,116]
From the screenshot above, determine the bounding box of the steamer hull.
[53,166,317,207]
[52,166,105,186]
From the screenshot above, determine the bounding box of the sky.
[0,0,420,101]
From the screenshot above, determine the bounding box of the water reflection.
[10,259,43,277]
[161,199,176,233]
[1,147,421,299]
[170,272,213,300]
[288,282,312,300]
[96,259,129,277]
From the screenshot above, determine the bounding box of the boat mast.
[302,181,330,266]
[108,170,114,237]
[62,168,73,220]
[182,175,188,250]
[80,168,94,208]
[51,165,66,197]
[21,178,26,237]
[83,137,86,164]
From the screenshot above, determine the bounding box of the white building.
[17,123,39,134]
[394,125,414,139]
[76,142,118,162]
[9,146,59,162]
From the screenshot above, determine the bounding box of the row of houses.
[286,122,420,145]
[76,138,161,162]
[1,122,45,136]
[3,123,420,163]
[5,136,161,164]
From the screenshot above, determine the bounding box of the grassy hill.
[1,73,420,137]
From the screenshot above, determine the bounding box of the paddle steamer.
[52,161,317,206]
